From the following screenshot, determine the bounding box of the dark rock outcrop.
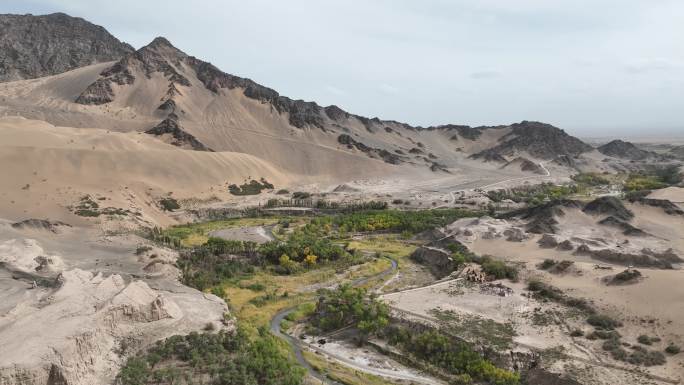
[597,140,653,160]
[551,154,577,169]
[324,105,349,121]
[11,219,71,233]
[574,245,681,268]
[502,157,545,174]
[538,234,559,248]
[500,200,582,234]
[145,113,212,151]
[636,198,684,216]
[337,134,405,165]
[409,246,456,279]
[598,216,646,236]
[583,196,634,221]
[0,13,133,82]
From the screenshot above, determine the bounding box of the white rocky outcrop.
[0,238,64,274]
[0,269,228,385]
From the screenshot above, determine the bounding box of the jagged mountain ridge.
[0,13,603,180]
[70,36,595,164]
[0,13,133,82]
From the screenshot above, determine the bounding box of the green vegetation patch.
[624,165,682,192]
[570,172,611,186]
[487,183,579,206]
[315,208,481,235]
[177,239,258,291]
[312,284,389,342]
[117,329,305,385]
[481,258,519,281]
[384,325,520,385]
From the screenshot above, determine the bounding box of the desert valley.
[1,10,683,385]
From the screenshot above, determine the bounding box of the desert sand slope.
[0,116,295,223]
[648,187,684,208]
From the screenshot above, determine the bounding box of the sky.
[3,0,684,138]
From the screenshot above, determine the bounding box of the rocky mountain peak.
[138,36,187,61]
[597,139,652,160]
[471,121,593,161]
[147,36,175,49]
[0,12,133,82]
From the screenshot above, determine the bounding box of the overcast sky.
[4,0,684,137]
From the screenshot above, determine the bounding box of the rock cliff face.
[0,13,133,82]
[0,268,229,385]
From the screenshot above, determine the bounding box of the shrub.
[276,189,290,195]
[638,334,653,345]
[229,178,274,195]
[612,269,641,283]
[570,329,584,337]
[587,314,622,330]
[245,282,266,291]
[159,197,180,211]
[481,258,518,280]
[665,343,681,355]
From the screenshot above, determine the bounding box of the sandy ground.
[209,225,274,244]
[465,240,684,381]
[300,333,443,385]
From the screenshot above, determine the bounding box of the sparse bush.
[587,330,621,340]
[665,343,681,355]
[229,178,274,195]
[612,269,641,283]
[481,258,518,280]
[638,334,654,345]
[245,282,266,291]
[159,197,180,211]
[570,329,584,337]
[587,314,622,330]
